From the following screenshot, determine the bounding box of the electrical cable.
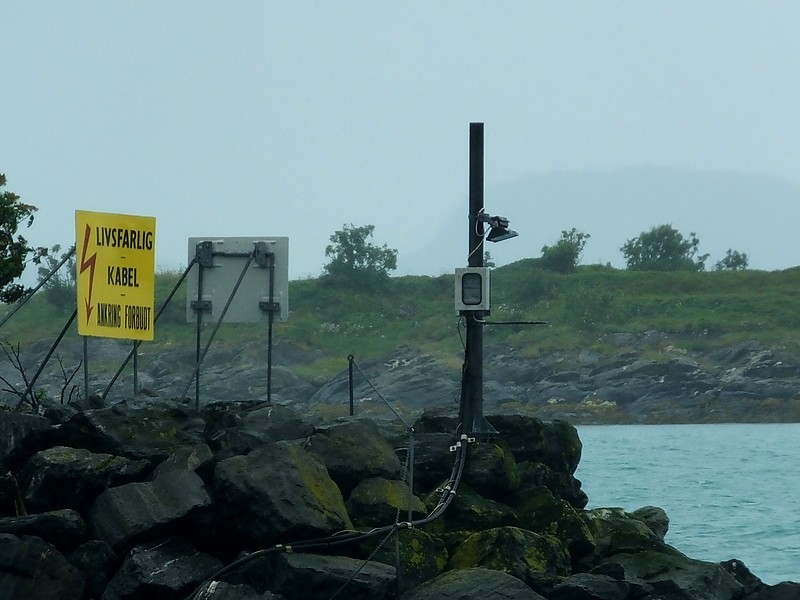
[327,525,399,600]
[184,435,470,600]
[186,341,476,600]
[457,314,467,350]
[465,209,487,263]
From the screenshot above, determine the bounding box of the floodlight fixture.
[479,214,518,243]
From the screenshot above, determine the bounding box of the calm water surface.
[575,423,800,585]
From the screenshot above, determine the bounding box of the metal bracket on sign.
[259,301,281,313]
[191,300,212,312]
[195,241,214,268]
[253,241,274,268]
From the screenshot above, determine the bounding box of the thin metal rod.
[348,354,355,416]
[102,259,197,400]
[351,358,412,429]
[480,320,549,325]
[183,253,255,405]
[0,246,76,331]
[17,309,78,410]
[407,429,415,522]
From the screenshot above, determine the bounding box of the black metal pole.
[183,252,255,403]
[195,253,205,410]
[462,122,495,435]
[266,252,276,403]
[132,341,138,395]
[83,335,89,400]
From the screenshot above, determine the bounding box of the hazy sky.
[3,2,800,281]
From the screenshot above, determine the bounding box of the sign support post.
[83,336,89,400]
[185,237,289,407]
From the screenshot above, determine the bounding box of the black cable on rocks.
[184,435,470,600]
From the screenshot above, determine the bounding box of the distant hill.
[400,166,800,275]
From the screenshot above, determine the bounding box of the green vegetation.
[0,173,42,302]
[493,262,800,355]
[715,248,749,271]
[2,261,800,380]
[36,244,76,313]
[621,224,709,272]
[538,228,590,274]
[322,223,398,286]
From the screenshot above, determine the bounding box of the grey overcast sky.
[3,2,800,280]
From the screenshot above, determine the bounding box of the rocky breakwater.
[0,398,797,600]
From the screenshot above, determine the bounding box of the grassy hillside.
[491,261,800,357]
[2,262,800,379]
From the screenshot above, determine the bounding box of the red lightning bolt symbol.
[79,224,97,322]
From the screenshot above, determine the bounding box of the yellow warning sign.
[75,210,156,341]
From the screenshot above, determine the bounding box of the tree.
[715,249,749,272]
[0,173,42,303]
[323,224,398,285]
[621,224,709,272]
[539,228,590,274]
[36,244,76,312]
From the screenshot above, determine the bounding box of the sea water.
[575,423,800,585]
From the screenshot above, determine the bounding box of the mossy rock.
[448,526,571,595]
[360,528,449,593]
[422,484,518,535]
[577,508,681,570]
[306,419,403,496]
[483,415,583,475]
[516,460,588,509]
[213,441,352,549]
[599,550,743,599]
[631,505,669,539]
[56,402,205,463]
[399,567,547,600]
[512,485,595,561]
[463,440,520,501]
[346,477,427,527]
[20,445,151,512]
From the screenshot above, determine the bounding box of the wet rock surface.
[11,335,800,424]
[0,399,795,599]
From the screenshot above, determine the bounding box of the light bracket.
[478,213,518,243]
